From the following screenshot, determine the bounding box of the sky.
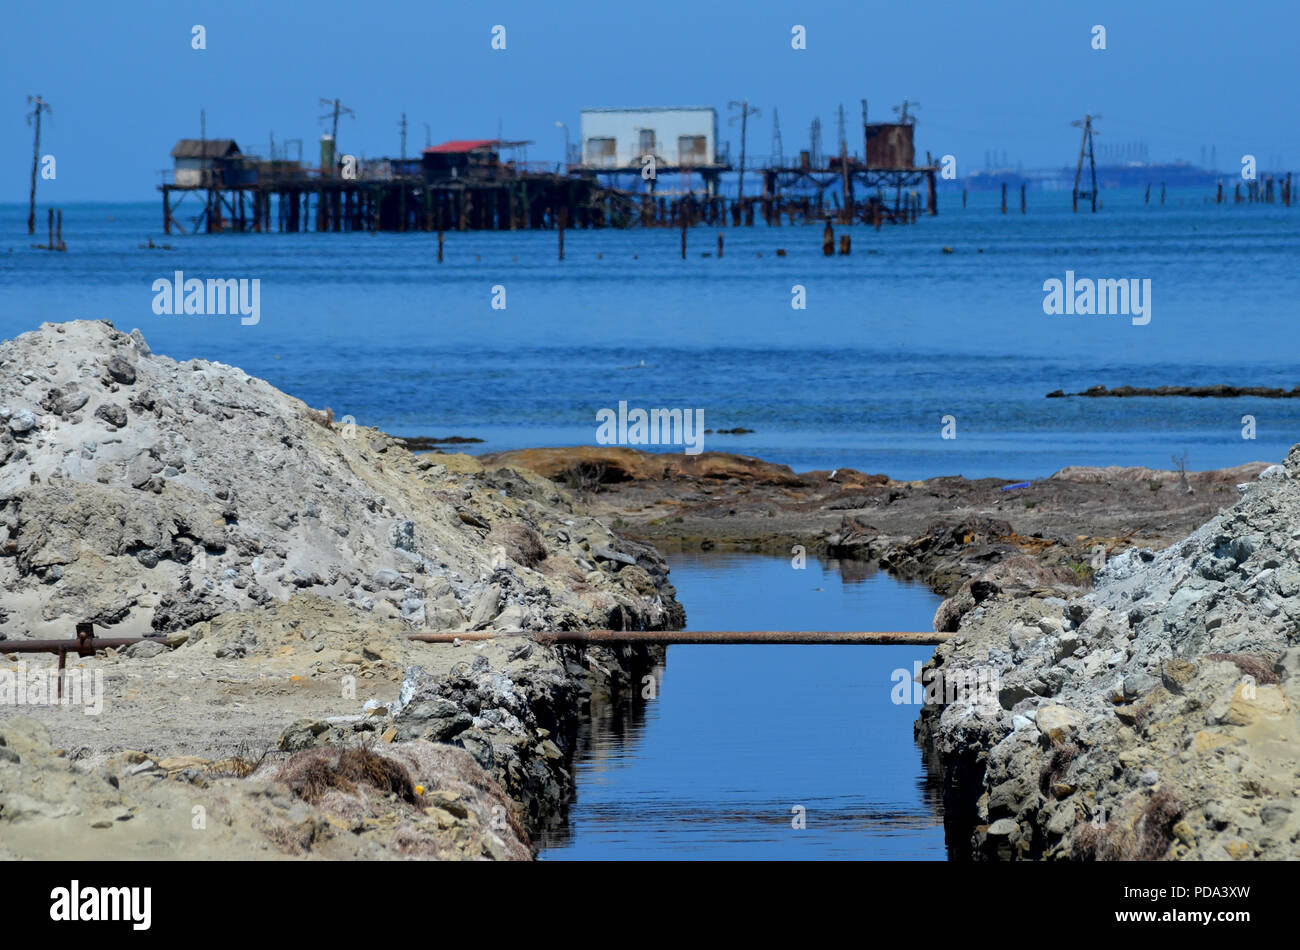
[4,0,1299,201]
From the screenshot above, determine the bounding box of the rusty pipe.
[406,630,950,645]
[0,623,167,699]
[2,636,158,655]
[2,623,165,656]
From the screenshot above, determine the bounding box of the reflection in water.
[537,552,947,860]
[537,660,663,851]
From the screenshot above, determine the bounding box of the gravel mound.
[0,319,685,852]
[919,453,1299,860]
[0,319,683,639]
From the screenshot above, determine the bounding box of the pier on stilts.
[161,173,615,235]
[158,102,938,237]
[161,168,937,236]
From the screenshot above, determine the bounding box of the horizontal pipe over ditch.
[407,630,950,645]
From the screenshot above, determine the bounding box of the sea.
[3,186,1297,480]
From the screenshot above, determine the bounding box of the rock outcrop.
[480,445,807,487]
[918,456,1300,860]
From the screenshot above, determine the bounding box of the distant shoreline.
[1049,384,1300,398]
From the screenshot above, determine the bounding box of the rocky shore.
[0,321,683,859]
[5,320,1291,862]
[483,445,1264,596]
[914,456,1300,861]
[482,444,1295,860]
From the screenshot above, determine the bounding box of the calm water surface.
[536,552,945,860]
[2,190,1297,478]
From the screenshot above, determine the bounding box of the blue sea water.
[1,188,1297,479]
[536,552,946,860]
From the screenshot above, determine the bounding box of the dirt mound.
[0,319,687,857]
[0,320,682,640]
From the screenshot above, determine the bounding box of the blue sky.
[4,0,1298,201]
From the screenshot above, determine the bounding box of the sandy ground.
[0,596,542,860]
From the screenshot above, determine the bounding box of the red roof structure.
[423,139,499,154]
[423,139,533,155]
